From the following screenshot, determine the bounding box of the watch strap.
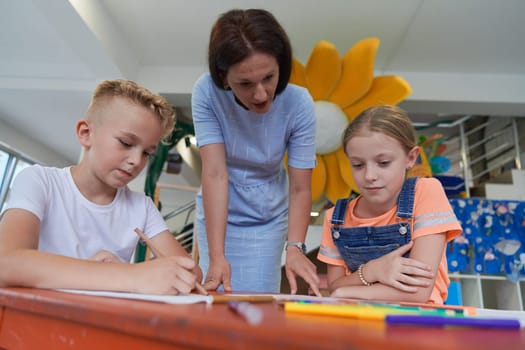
[286,241,307,254]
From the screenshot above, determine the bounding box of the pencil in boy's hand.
[194,281,209,295]
[134,228,164,258]
[133,228,208,296]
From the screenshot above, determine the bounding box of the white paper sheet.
[56,288,213,304]
[475,307,525,327]
[55,289,344,305]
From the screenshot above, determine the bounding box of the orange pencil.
[398,301,477,316]
[134,228,208,296]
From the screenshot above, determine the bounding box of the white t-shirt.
[2,165,167,262]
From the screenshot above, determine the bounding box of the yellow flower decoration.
[290,38,413,204]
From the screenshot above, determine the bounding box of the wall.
[0,119,72,167]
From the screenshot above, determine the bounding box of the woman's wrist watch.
[285,241,307,254]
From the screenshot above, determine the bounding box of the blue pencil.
[385,314,521,329]
[228,300,264,325]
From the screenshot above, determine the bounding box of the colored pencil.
[284,301,523,329]
[213,294,275,303]
[398,301,477,316]
[385,314,521,329]
[283,302,455,320]
[228,301,264,325]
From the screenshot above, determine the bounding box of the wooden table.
[1,287,525,349]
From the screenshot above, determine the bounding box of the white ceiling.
[1,0,525,166]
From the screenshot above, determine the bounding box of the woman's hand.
[366,241,434,292]
[203,255,232,292]
[285,248,321,296]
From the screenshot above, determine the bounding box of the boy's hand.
[89,250,122,263]
[134,256,198,295]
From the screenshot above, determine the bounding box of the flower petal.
[329,38,379,109]
[311,154,327,202]
[305,41,341,100]
[343,75,412,120]
[323,151,350,204]
[335,147,359,194]
[290,57,307,87]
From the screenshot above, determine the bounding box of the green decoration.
[134,119,195,262]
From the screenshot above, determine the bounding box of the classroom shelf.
[449,273,525,311]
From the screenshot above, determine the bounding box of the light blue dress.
[192,73,316,292]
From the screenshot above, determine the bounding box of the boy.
[0,80,202,294]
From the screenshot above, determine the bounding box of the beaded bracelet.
[357,264,374,286]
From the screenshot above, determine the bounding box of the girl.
[317,105,462,304]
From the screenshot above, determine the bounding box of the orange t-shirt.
[318,177,462,304]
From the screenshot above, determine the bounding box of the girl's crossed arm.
[327,233,446,303]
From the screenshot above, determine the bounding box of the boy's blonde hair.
[87,80,176,142]
[342,105,416,155]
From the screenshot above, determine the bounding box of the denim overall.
[331,177,418,273]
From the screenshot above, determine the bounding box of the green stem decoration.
[134,119,195,262]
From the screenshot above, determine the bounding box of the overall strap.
[331,198,351,226]
[396,177,418,219]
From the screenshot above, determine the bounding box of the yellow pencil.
[134,228,208,296]
[284,302,455,321]
[285,302,388,320]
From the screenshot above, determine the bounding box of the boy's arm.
[0,208,131,289]
[0,209,197,294]
[0,208,39,254]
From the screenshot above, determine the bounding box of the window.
[0,144,34,212]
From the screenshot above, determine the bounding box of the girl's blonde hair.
[342,105,416,154]
[87,80,176,142]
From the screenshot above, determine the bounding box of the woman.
[192,8,320,294]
